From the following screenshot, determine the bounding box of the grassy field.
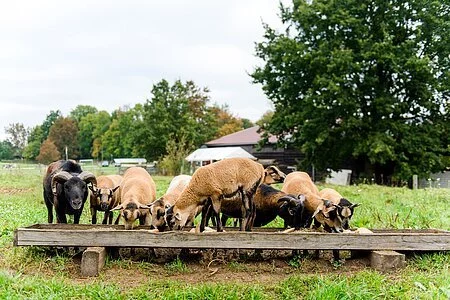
[0,164,449,299]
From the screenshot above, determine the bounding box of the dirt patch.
[10,247,371,288]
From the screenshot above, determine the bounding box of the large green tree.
[4,123,29,158]
[78,111,111,159]
[102,105,143,159]
[69,105,98,124]
[135,80,217,160]
[252,0,449,183]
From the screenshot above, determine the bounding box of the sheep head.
[148,198,168,231]
[312,199,343,233]
[90,186,120,211]
[165,205,188,230]
[111,201,150,229]
[263,166,286,184]
[51,171,95,211]
[334,198,360,230]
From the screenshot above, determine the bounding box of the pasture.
[0,164,450,299]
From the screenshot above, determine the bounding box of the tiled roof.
[205,126,277,146]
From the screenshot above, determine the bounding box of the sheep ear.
[312,205,323,218]
[297,194,305,203]
[174,212,182,221]
[112,186,120,193]
[351,203,360,209]
[165,203,171,210]
[111,204,123,211]
[139,204,151,209]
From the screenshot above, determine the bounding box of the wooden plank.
[14,224,450,251]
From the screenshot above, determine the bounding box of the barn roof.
[205,126,277,146]
[186,147,256,162]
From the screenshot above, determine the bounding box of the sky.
[0,1,288,141]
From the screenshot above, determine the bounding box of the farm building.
[202,126,304,173]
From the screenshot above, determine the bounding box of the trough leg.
[81,247,106,277]
[370,250,405,272]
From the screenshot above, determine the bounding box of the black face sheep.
[281,171,341,232]
[318,188,360,230]
[217,184,307,229]
[89,174,122,224]
[165,157,264,232]
[111,167,156,230]
[43,160,97,224]
[149,175,191,231]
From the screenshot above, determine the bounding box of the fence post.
[412,175,418,190]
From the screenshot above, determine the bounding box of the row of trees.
[252,0,449,183]
[1,80,255,174]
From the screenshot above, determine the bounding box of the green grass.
[1,165,450,298]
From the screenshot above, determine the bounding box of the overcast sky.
[0,1,287,140]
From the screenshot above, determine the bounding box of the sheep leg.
[91,206,97,224]
[332,250,340,261]
[200,200,212,232]
[114,213,121,225]
[211,196,223,232]
[46,204,54,224]
[102,211,109,224]
[108,211,114,224]
[74,212,81,224]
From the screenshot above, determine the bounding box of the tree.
[69,105,98,124]
[252,0,449,183]
[4,123,29,158]
[159,134,194,176]
[241,118,255,129]
[78,111,111,158]
[48,117,79,159]
[41,110,62,141]
[135,80,217,160]
[22,126,45,160]
[36,139,60,164]
[209,104,245,138]
[102,105,143,159]
[0,140,14,160]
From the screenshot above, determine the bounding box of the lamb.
[89,174,122,224]
[43,160,97,224]
[318,188,360,230]
[111,167,156,229]
[217,184,307,229]
[165,157,264,232]
[281,171,342,232]
[149,175,192,231]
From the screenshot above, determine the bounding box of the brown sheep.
[281,171,341,232]
[111,167,156,229]
[149,175,191,231]
[318,188,360,230]
[165,158,264,232]
[89,174,122,224]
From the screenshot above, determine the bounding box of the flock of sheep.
[43,158,360,255]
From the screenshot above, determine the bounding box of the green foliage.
[78,111,111,159]
[4,123,29,158]
[0,141,14,160]
[69,105,98,124]
[252,0,450,182]
[135,79,217,160]
[41,110,61,141]
[159,134,194,176]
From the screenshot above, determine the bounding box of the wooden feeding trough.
[14,224,450,276]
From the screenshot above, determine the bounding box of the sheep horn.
[78,171,97,190]
[51,171,73,195]
[111,204,123,211]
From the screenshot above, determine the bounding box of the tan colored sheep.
[165,158,264,232]
[111,167,156,229]
[89,174,122,224]
[318,188,359,230]
[281,171,341,232]
[149,174,192,231]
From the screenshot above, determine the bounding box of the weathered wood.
[81,247,106,277]
[13,224,450,251]
[370,250,405,272]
